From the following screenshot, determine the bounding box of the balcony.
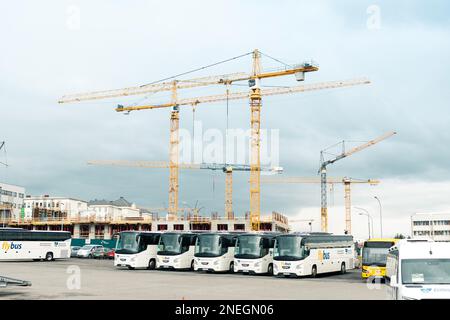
[4,215,153,226]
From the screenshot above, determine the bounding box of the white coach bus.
[273,232,355,277]
[157,232,198,270]
[114,231,161,270]
[0,228,71,261]
[234,233,279,275]
[194,232,239,272]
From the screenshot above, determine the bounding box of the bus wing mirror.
[390,275,398,287]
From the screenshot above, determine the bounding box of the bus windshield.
[116,232,140,254]
[235,235,262,259]
[273,236,304,261]
[195,234,222,257]
[402,259,450,285]
[362,241,395,266]
[158,234,182,255]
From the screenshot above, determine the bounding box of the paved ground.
[0,259,387,300]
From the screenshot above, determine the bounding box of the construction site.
[2,1,449,304]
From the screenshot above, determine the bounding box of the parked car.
[92,247,109,259]
[76,245,103,258]
[70,246,81,258]
[106,249,115,260]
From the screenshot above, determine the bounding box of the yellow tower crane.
[59,49,371,230]
[87,160,282,220]
[260,176,379,234]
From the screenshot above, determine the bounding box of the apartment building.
[411,212,450,241]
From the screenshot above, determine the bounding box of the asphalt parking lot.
[0,258,387,300]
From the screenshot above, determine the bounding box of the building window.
[80,225,90,238]
[217,224,228,231]
[158,224,168,231]
[173,224,184,231]
[234,224,245,231]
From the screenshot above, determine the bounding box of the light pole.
[374,196,382,238]
[358,212,373,239]
[354,207,374,239]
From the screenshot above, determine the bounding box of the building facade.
[0,182,25,223]
[411,212,450,241]
[6,194,290,242]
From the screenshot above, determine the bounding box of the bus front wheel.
[45,252,54,261]
[190,260,195,271]
[311,265,317,278]
[267,264,273,275]
[148,259,156,270]
[340,262,346,274]
[229,262,234,273]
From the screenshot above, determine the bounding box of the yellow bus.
[361,238,399,279]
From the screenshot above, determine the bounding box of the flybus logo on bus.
[318,250,330,261]
[1,241,22,252]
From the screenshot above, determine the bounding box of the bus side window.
[181,237,190,251]
[259,239,268,256]
[303,248,310,257]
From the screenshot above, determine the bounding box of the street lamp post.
[358,212,373,239]
[374,196,383,238]
[355,207,373,239]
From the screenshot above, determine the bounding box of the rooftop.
[88,197,133,207]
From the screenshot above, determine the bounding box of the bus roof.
[238,232,280,238]
[366,238,399,243]
[390,239,450,259]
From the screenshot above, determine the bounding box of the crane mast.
[249,49,262,231]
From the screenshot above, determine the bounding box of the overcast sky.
[1,1,450,239]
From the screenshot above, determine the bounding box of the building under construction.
[4,195,289,242]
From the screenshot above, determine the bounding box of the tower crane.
[0,141,7,167]
[59,49,371,231]
[87,160,282,220]
[319,131,396,233]
[260,176,379,234]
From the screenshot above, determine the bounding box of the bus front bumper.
[361,266,386,279]
[114,255,137,268]
[157,256,185,270]
[234,260,265,274]
[273,261,303,277]
[194,258,228,272]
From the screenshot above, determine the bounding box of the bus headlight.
[296,264,303,270]
[174,258,180,263]
[130,257,136,262]
[213,260,219,265]
[273,264,278,271]
[254,262,261,267]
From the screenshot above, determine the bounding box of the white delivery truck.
[386,239,450,300]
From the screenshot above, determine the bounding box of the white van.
[386,239,450,300]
